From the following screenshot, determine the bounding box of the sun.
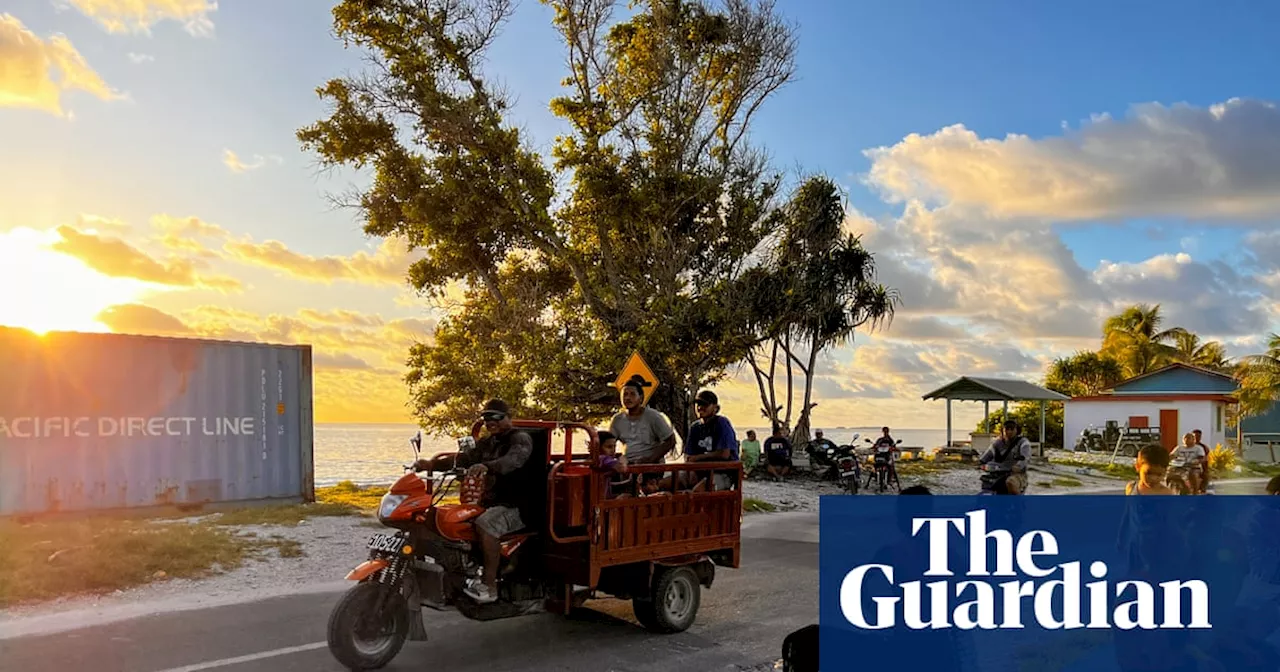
[0,227,156,334]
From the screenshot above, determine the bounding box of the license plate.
[367,533,404,554]
[840,470,858,478]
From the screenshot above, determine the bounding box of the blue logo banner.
[818,495,1280,671]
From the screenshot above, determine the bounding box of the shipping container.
[0,327,314,516]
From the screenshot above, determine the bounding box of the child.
[1127,443,1176,495]
[594,431,631,498]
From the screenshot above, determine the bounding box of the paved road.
[0,513,819,672]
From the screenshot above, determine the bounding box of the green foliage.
[1237,333,1280,417]
[1100,304,1188,378]
[977,403,1065,449]
[1045,351,1125,397]
[299,0,802,434]
[1208,445,1237,474]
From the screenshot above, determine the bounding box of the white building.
[1064,363,1239,452]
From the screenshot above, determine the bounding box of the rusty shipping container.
[0,327,314,515]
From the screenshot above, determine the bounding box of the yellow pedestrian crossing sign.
[614,352,659,405]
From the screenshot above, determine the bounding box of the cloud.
[223,236,422,287]
[222,149,281,173]
[95,302,191,334]
[298,309,385,327]
[313,352,376,371]
[127,52,154,64]
[65,0,217,37]
[864,98,1280,221]
[0,13,124,116]
[51,224,241,291]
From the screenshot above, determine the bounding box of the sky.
[1,0,1279,431]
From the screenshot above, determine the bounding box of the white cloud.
[864,98,1280,221]
[223,149,282,173]
[0,13,124,116]
[64,0,217,37]
[127,52,154,64]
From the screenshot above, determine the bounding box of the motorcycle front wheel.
[327,581,411,671]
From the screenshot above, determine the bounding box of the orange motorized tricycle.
[325,419,743,670]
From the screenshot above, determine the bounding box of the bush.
[1208,445,1236,474]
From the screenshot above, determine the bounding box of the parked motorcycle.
[832,444,861,495]
[863,438,902,493]
[977,462,1030,495]
[807,433,858,482]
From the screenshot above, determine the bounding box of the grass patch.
[1051,476,1083,487]
[1048,457,1137,481]
[895,459,968,478]
[1036,481,1054,488]
[316,481,388,510]
[0,517,266,607]
[743,498,777,513]
[1245,462,1280,477]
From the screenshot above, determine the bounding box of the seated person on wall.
[682,390,740,491]
[454,399,534,604]
[764,424,793,481]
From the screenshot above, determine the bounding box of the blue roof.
[1110,363,1239,395]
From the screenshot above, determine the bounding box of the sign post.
[614,352,659,406]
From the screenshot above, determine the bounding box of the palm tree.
[1173,331,1232,371]
[1237,333,1280,417]
[1101,304,1187,378]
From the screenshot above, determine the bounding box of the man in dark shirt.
[764,424,792,481]
[684,390,739,490]
[455,399,533,604]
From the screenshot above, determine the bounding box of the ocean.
[314,423,951,487]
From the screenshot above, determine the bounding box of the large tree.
[745,176,897,444]
[298,0,799,434]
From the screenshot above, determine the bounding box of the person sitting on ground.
[683,390,740,491]
[592,430,631,499]
[454,399,534,604]
[977,420,1031,494]
[764,424,793,481]
[1127,443,1176,495]
[1193,429,1212,493]
[740,430,762,478]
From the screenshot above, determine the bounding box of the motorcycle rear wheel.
[327,581,411,671]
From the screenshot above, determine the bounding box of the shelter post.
[1039,400,1047,450]
[946,399,953,449]
[983,401,990,431]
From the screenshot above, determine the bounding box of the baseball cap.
[695,390,718,406]
[481,399,511,420]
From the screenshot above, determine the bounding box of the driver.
[978,420,1030,495]
[809,430,837,455]
[872,426,896,452]
[455,399,533,604]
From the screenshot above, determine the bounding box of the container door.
[1159,409,1179,451]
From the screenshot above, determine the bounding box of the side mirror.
[410,431,422,456]
[864,438,872,444]
[896,439,903,445]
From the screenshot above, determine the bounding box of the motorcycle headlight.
[378,493,408,520]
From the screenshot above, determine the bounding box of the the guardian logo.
[840,510,1210,631]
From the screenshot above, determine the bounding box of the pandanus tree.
[745,176,898,446]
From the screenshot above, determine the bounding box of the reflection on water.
[313,423,948,487]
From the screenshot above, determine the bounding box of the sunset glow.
[0,228,156,335]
